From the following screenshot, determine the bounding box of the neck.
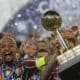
[28,55,35,58]
[4,60,14,67]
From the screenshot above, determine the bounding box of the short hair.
[71,26,78,30]
[37,49,49,54]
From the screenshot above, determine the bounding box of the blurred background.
[0,0,80,40]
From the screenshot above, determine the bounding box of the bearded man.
[0,34,22,80]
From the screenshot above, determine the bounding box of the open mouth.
[4,51,12,56]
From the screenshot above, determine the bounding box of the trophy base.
[57,55,80,80]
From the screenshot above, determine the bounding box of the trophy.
[41,10,80,80]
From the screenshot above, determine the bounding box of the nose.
[4,46,10,51]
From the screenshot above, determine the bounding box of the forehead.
[37,41,46,45]
[23,40,37,47]
[37,52,49,57]
[1,38,16,45]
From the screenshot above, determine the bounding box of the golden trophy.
[41,10,69,54]
[41,10,80,76]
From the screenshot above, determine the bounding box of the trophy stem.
[56,29,69,49]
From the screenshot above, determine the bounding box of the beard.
[4,59,14,67]
[2,51,15,67]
